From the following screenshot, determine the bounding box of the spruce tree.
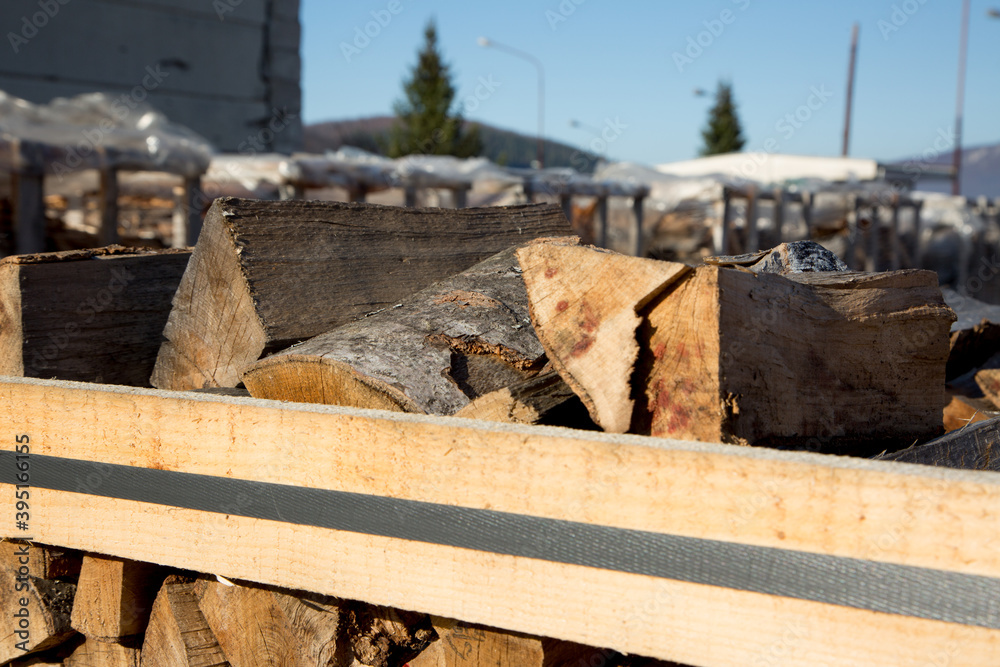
[386,20,482,158]
[699,80,746,156]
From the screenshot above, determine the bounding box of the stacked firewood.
[0,197,976,666]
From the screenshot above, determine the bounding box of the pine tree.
[386,20,483,158]
[699,80,746,156]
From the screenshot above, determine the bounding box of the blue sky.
[302,1,1000,166]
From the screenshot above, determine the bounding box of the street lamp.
[478,37,545,169]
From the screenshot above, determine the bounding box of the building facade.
[1,0,302,153]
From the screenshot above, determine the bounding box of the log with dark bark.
[875,415,1000,471]
[243,243,572,420]
[151,198,572,391]
[0,246,190,386]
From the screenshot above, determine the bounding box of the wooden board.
[1,376,999,666]
[151,198,572,390]
[0,246,190,386]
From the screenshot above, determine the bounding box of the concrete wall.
[0,0,302,153]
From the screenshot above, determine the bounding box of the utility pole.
[842,23,859,157]
[952,0,971,195]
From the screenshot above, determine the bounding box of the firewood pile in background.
[0,198,997,666]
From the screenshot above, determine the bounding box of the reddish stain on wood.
[556,300,569,312]
[650,378,693,436]
[571,335,594,357]
[545,267,558,278]
[652,343,666,359]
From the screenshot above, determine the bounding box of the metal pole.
[952,0,970,196]
[479,38,545,168]
[842,23,859,157]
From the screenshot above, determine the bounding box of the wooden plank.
[0,247,191,386]
[151,199,571,390]
[1,377,1000,666]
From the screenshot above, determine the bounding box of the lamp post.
[478,37,545,169]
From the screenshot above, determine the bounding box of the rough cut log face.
[243,245,550,416]
[639,266,956,451]
[152,198,572,391]
[0,247,190,386]
[516,241,690,433]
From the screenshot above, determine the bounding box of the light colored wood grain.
[0,541,81,580]
[0,376,998,579]
[152,199,572,391]
[641,265,954,452]
[70,554,165,642]
[140,575,229,667]
[517,242,689,432]
[0,567,75,663]
[17,490,1000,667]
[64,636,140,667]
[194,577,348,667]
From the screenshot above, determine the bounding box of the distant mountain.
[304,116,600,173]
[889,141,1000,198]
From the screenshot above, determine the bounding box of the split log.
[409,618,688,667]
[194,577,350,667]
[347,602,436,667]
[637,266,955,452]
[875,415,1000,471]
[244,244,556,417]
[140,575,228,667]
[975,368,1000,409]
[943,393,998,432]
[0,568,75,662]
[63,637,140,667]
[151,198,572,390]
[70,555,166,642]
[516,242,689,432]
[0,541,82,580]
[0,246,190,386]
[452,369,595,427]
[522,244,955,451]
